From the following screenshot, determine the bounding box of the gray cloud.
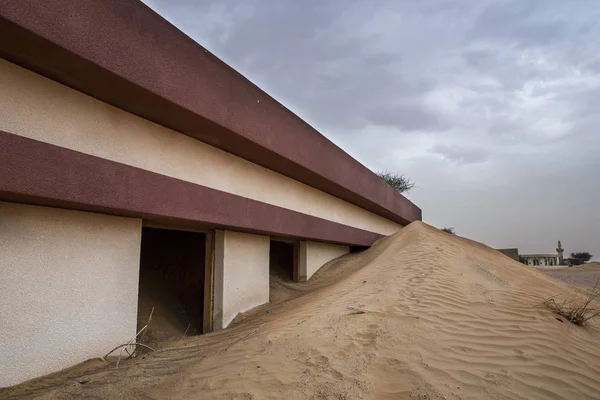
[143,0,600,259]
[470,0,569,47]
[365,103,447,132]
[432,145,488,164]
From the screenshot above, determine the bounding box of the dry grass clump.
[101,307,156,368]
[544,280,600,326]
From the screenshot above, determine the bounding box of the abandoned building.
[0,0,421,387]
[498,241,565,268]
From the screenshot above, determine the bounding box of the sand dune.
[3,221,600,399]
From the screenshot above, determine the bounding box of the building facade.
[0,1,421,387]
[520,254,560,267]
[520,241,565,268]
[498,241,565,268]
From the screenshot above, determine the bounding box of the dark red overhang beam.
[0,131,383,247]
[0,0,421,226]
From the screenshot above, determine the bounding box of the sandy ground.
[2,221,600,399]
[542,262,600,291]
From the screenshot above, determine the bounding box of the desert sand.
[2,221,600,399]
[543,262,600,291]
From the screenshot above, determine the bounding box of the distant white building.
[520,254,560,267]
[519,241,565,268]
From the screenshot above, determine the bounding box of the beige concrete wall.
[0,202,142,387]
[213,231,270,329]
[0,59,400,236]
[298,241,350,281]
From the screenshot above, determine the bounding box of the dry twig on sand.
[138,306,154,343]
[181,322,191,340]
[100,307,156,368]
[102,343,156,359]
[544,279,600,326]
[346,305,369,314]
[345,305,420,319]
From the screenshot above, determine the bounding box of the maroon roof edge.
[0,130,383,247]
[0,0,421,226]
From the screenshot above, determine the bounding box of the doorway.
[269,239,299,303]
[137,227,207,341]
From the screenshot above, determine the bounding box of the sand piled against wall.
[3,221,600,399]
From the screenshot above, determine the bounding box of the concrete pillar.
[203,231,215,334]
[0,202,142,387]
[298,241,349,282]
[212,230,270,330]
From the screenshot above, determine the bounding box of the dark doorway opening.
[350,245,369,254]
[270,240,295,281]
[269,240,298,303]
[137,227,206,341]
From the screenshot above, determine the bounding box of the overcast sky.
[143,0,600,260]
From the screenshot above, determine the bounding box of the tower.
[556,240,564,265]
